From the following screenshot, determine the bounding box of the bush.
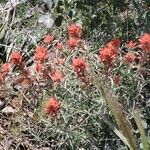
[0,0,149,149]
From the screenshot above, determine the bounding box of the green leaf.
[55,15,63,27]
[134,109,150,150]
[91,70,137,150]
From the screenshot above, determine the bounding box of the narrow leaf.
[92,71,137,150]
[134,109,150,150]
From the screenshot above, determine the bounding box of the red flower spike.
[10,51,22,64]
[72,57,86,75]
[107,38,121,48]
[99,47,116,64]
[127,40,136,49]
[51,70,63,82]
[43,34,54,45]
[1,63,11,73]
[124,52,136,64]
[56,43,63,50]
[105,39,121,56]
[139,33,150,52]
[68,24,81,38]
[68,37,79,49]
[45,97,61,117]
[34,46,48,63]
[35,63,44,73]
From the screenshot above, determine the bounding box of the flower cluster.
[45,97,61,117]
[1,63,11,73]
[0,63,11,82]
[56,42,63,50]
[51,70,63,82]
[99,38,120,64]
[139,33,150,52]
[124,52,136,64]
[68,24,81,38]
[68,37,79,49]
[72,57,87,77]
[43,34,54,45]
[127,40,136,49]
[0,51,24,83]
[68,23,81,49]
[0,21,150,120]
[99,47,116,64]
[106,38,121,48]
[34,46,48,63]
[10,51,22,64]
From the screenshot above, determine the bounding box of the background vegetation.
[0,0,150,149]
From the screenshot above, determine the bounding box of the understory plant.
[0,22,150,149]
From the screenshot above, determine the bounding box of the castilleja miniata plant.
[0,22,149,150]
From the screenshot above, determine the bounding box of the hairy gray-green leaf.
[38,14,54,28]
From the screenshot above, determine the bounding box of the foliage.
[0,0,150,149]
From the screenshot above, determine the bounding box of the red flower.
[45,97,61,117]
[68,37,79,49]
[58,58,65,65]
[43,34,54,44]
[34,46,48,63]
[124,52,136,63]
[68,24,81,37]
[127,40,136,49]
[99,39,121,64]
[105,39,121,56]
[139,33,150,52]
[107,38,121,48]
[35,62,44,73]
[56,43,63,50]
[1,63,11,73]
[99,47,116,64]
[51,70,63,82]
[72,57,86,76]
[10,51,22,64]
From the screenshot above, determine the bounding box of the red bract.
[45,97,61,117]
[58,58,65,65]
[68,37,78,49]
[72,57,86,75]
[105,39,120,56]
[56,43,63,50]
[10,51,22,64]
[34,46,48,63]
[1,63,11,73]
[124,52,136,64]
[68,24,81,37]
[107,38,121,48]
[99,47,116,64]
[35,62,44,73]
[139,33,150,52]
[43,34,54,44]
[127,40,136,49]
[51,70,63,82]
